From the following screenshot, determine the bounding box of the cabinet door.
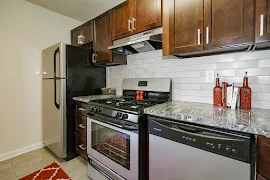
[204,0,254,49]
[111,0,132,40]
[81,20,93,44]
[93,11,112,63]
[255,0,270,43]
[164,0,204,54]
[257,174,268,180]
[132,0,162,34]
[257,136,270,180]
[71,28,82,47]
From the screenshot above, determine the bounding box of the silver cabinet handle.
[78,124,86,129]
[206,27,209,44]
[82,36,84,44]
[132,18,136,30]
[128,19,132,31]
[94,21,97,42]
[78,107,87,111]
[79,144,86,150]
[77,35,81,44]
[260,15,264,36]
[92,54,97,63]
[78,35,83,44]
[198,29,201,45]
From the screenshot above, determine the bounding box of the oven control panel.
[88,105,140,125]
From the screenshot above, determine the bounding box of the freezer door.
[42,78,66,158]
[42,42,66,79]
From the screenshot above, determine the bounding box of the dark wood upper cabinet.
[163,0,204,55]
[71,27,82,47]
[204,0,254,49]
[111,0,132,40]
[257,136,270,180]
[71,21,93,46]
[163,0,255,56]
[111,0,162,40]
[81,20,93,44]
[255,0,270,43]
[93,11,112,63]
[132,0,162,34]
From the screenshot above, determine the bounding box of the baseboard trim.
[0,142,44,162]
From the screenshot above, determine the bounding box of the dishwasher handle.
[172,124,202,133]
[150,118,248,141]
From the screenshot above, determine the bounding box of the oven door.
[87,117,139,180]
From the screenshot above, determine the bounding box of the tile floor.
[0,147,91,180]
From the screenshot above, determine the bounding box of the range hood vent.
[108,27,162,55]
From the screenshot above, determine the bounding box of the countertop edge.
[144,108,270,139]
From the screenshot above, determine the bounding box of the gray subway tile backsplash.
[109,50,270,109]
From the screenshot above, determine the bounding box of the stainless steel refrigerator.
[42,42,106,160]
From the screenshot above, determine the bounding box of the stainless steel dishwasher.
[149,117,256,180]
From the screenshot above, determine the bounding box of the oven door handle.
[88,116,138,132]
[88,158,113,180]
[88,156,125,180]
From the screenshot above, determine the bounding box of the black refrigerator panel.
[65,45,106,160]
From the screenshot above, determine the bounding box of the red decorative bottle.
[139,91,144,100]
[213,74,222,106]
[240,72,252,109]
[136,91,140,101]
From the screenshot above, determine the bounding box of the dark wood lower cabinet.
[74,102,88,160]
[257,136,270,180]
[75,132,87,160]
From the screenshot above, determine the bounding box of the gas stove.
[90,96,167,113]
[88,96,168,123]
[87,78,171,180]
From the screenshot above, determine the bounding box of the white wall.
[109,50,270,109]
[0,0,82,156]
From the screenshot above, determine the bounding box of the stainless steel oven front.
[87,117,139,180]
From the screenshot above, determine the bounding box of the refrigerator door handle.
[54,79,60,110]
[54,47,60,78]
[53,47,60,110]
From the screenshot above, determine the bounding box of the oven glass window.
[91,122,131,170]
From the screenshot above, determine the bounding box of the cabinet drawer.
[75,102,88,116]
[75,114,87,137]
[257,136,270,179]
[75,133,87,160]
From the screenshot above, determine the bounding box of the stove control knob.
[97,108,102,113]
[122,114,129,120]
[91,107,96,112]
[116,112,122,119]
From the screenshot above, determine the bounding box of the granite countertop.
[144,101,270,138]
[73,95,115,103]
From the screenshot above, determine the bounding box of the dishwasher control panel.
[149,117,252,163]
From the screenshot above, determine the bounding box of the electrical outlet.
[206,70,215,82]
[35,68,40,75]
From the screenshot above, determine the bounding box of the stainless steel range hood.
[108,27,162,55]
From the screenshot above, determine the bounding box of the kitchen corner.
[2,0,270,180]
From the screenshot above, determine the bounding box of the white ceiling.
[25,0,125,22]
